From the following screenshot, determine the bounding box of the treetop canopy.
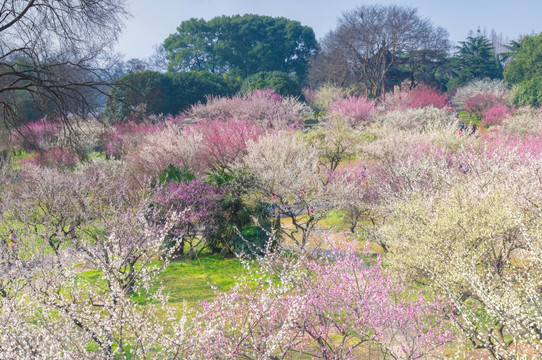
[163,14,318,82]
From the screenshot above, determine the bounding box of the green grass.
[457,109,477,124]
[151,254,246,304]
[317,209,352,231]
[78,254,247,307]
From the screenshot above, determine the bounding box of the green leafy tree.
[105,71,176,120]
[504,33,542,104]
[163,14,318,82]
[105,71,233,119]
[447,35,503,89]
[205,167,277,257]
[240,71,301,97]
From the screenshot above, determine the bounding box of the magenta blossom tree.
[408,85,451,110]
[154,179,223,259]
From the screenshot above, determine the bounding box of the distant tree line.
[4,4,542,126]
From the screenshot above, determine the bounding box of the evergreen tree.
[447,35,503,89]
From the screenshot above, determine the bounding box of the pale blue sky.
[114,0,542,59]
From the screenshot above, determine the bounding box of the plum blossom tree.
[325,95,376,127]
[154,179,223,259]
[187,119,264,170]
[186,89,312,130]
[0,161,184,359]
[305,120,359,172]
[327,164,379,233]
[378,137,542,359]
[242,132,330,248]
[183,241,453,359]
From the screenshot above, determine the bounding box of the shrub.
[240,71,301,98]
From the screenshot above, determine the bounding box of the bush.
[205,168,276,257]
[240,71,301,98]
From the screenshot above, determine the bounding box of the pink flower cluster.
[103,121,161,159]
[326,95,376,126]
[11,118,60,151]
[483,103,513,126]
[191,242,454,359]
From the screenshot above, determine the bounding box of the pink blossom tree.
[483,103,513,126]
[465,93,503,121]
[325,95,376,127]
[327,163,380,233]
[186,241,453,359]
[11,118,60,152]
[187,119,264,170]
[186,89,311,130]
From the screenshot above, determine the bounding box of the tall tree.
[504,32,542,105]
[447,35,503,89]
[308,5,449,96]
[504,32,542,85]
[163,14,318,82]
[0,0,128,128]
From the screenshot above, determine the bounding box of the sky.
[114,0,542,60]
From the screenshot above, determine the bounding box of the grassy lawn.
[148,254,246,305]
[78,253,248,308]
